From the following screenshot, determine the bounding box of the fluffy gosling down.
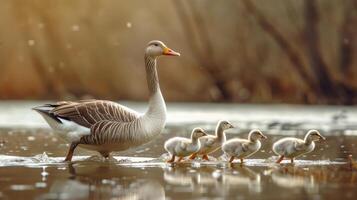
[272,130,326,164]
[189,120,234,161]
[222,130,267,163]
[164,128,207,163]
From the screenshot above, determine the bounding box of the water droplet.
[35,182,47,188]
[71,25,80,32]
[126,22,132,28]
[28,40,35,46]
[101,179,116,185]
[27,136,35,141]
[10,184,34,191]
[20,146,28,151]
[37,23,44,29]
[66,43,72,49]
[191,162,200,168]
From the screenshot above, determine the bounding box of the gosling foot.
[189,153,197,160]
[167,155,176,163]
[229,156,235,163]
[276,155,284,164]
[177,157,184,162]
[202,155,210,161]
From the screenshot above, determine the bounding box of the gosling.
[222,130,267,163]
[164,128,207,163]
[189,120,234,161]
[272,130,325,164]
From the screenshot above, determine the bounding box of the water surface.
[0,102,356,199]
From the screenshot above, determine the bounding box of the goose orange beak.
[163,47,180,56]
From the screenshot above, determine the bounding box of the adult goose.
[33,40,180,161]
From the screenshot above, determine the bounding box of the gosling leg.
[290,158,294,164]
[276,155,284,163]
[167,155,175,163]
[202,154,209,161]
[177,157,184,162]
[240,158,244,164]
[64,142,79,162]
[189,153,197,160]
[229,156,235,163]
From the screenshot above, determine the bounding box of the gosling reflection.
[268,165,319,194]
[218,166,262,194]
[38,162,165,200]
[164,167,218,194]
[163,165,262,195]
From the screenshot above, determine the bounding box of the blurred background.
[0,0,356,104]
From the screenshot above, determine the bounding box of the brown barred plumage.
[34,40,180,161]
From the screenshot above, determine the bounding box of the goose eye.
[154,44,159,47]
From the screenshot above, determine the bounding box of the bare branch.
[241,0,314,94]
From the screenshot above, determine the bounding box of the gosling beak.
[261,134,268,139]
[229,124,234,129]
[202,131,208,136]
[319,135,326,141]
[163,47,180,56]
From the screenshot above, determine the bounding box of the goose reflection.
[38,161,165,200]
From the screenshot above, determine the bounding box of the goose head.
[218,120,234,130]
[306,130,325,142]
[146,40,180,58]
[191,127,208,139]
[249,129,267,141]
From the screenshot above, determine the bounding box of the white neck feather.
[137,55,167,140]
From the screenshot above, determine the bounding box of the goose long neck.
[143,54,166,119]
[145,55,159,95]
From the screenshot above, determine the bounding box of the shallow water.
[0,102,357,199]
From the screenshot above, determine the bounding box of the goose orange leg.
[167,155,176,163]
[189,153,197,160]
[202,154,209,161]
[229,156,235,163]
[64,142,79,162]
[276,155,284,163]
[100,151,110,159]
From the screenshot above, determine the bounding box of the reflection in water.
[268,165,319,195]
[218,165,262,194]
[1,122,357,199]
[38,162,165,200]
[164,166,222,195]
[164,165,262,196]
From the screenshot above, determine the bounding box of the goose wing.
[294,140,306,151]
[180,142,188,151]
[79,120,138,145]
[41,100,140,128]
[203,137,216,147]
